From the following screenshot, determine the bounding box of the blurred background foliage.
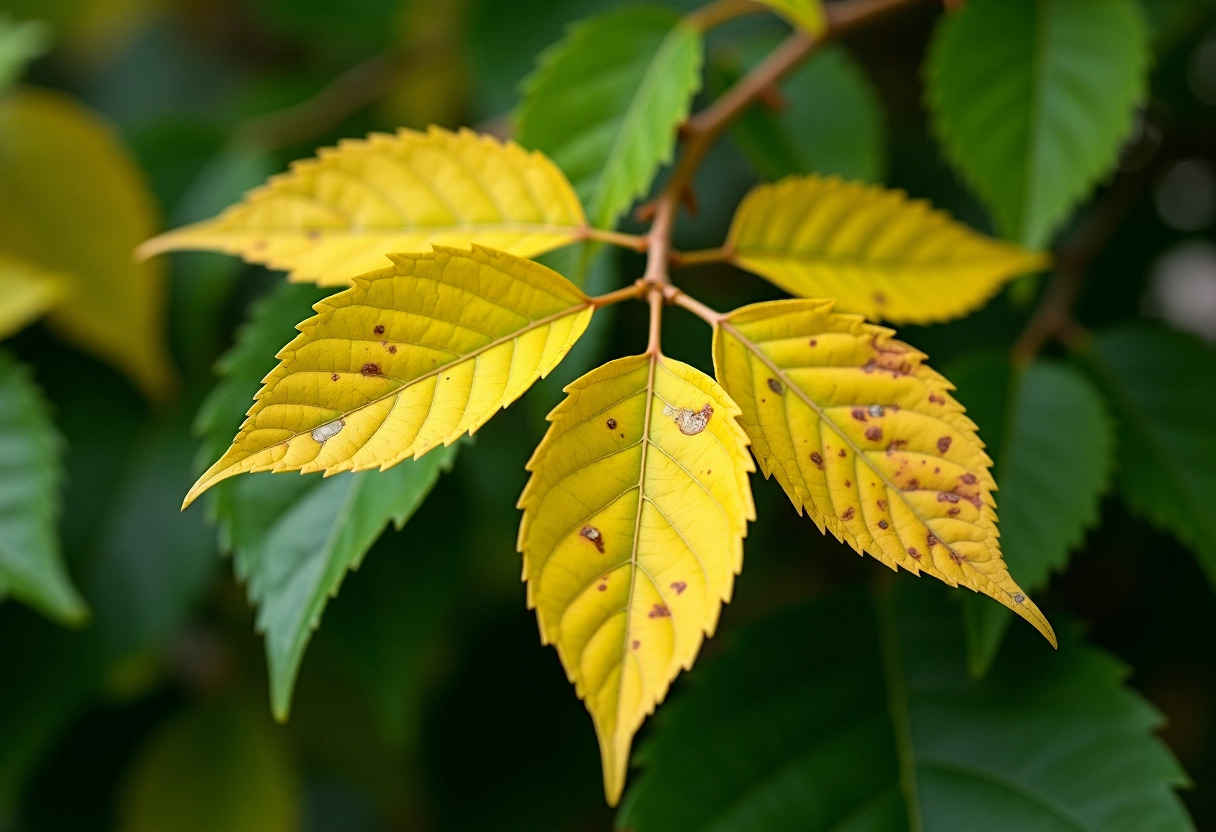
[1,0,1216,829]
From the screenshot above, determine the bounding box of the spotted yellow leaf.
[139,127,588,286]
[519,353,755,806]
[723,175,1047,324]
[754,0,826,35]
[713,299,1055,645]
[0,88,171,398]
[185,246,594,508]
[0,255,65,339]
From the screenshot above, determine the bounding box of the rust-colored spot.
[1013,593,1025,604]
[844,479,852,488]
[906,478,920,490]
[597,584,607,592]
[809,338,818,347]
[851,408,868,422]
[949,551,966,564]
[665,403,713,435]
[873,291,887,306]
[934,467,941,474]
[938,492,960,504]
[865,426,882,441]
[908,547,921,559]
[767,378,784,395]
[960,473,977,485]
[330,373,339,381]
[373,325,385,335]
[306,229,321,241]
[648,603,671,619]
[632,639,641,650]
[607,418,618,430]
[842,507,855,521]
[387,345,398,354]
[876,499,887,512]
[671,581,687,595]
[937,436,952,454]
[929,393,945,405]
[838,449,847,458]
[949,507,961,516]
[886,439,907,456]
[878,520,889,530]
[810,451,824,469]
[927,533,939,547]
[580,525,604,553]
[361,363,381,376]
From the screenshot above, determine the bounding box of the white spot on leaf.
[311,419,344,443]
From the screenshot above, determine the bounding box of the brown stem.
[645,286,665,354]
[584,227,649,252]
[591,280,648,308]
[666,286,725,326]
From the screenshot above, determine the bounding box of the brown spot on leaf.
[671,581,687,595]
[1013,593,1025,604]
[331,373,340,381]
[938,492,960,504]
[878,520,888,530]
[949,551,967,564]
[937,436,952,454]
[580,525,604,553]
[665,403,713,435]
[865,426,883,441]
[877,499,887,512]
[648,603,671,619]
[908,547,921,559]
[842,507,855,521]
[838,449,847,458]
[960,473,977,485]
[906,478,920,490]
[607,418,618,430]
[810,451,823,469]
[873,292,887,306]
[851,408,868,422]
[374,325,385,335]
[767,378,784,395]
[809,338,818,347]
[927,533,939,548]
[306,229,321,241]
[361,363,381,376]
[948,507,961,516]
[597,584,607,592]
[632,640,641,650]
[929,394,945,405]
[844,479,852,488]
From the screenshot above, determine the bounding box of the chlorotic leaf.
[0,353,87,624]
[713,299,1055,645]
[926,0,1150,248]
[197,282,457,719]
[139,127,588,286]
[0,88,172,398]
[185,246,593,507]
[724,176,1047,324]
[1085,325,1216,589]
[619,584,1193,831]
[0,254,65,340]
[753,0,825,35]
[950,354,1113,676]
[515,7,703,229]
[727,44,885,183]
[119,701,299,832]
[519,353,755,805]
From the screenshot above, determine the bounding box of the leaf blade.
[753,0,826,35]
[519,353,755,805]
[926,0,1150,247]
[0,353,86,624]
[139,127,588,285]
[515,7,703,229]
[726,176,1047,324]
[0,254,65,340]
[186,246,593,507]
[713,299,1054,644]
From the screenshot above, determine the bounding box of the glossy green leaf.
[949,354,1113,676]
[1085,325,1216,590]
[926,0,1150,248]
[0,352,86,624]
[198,282,458,719]
[728,44,884,183]
[515,6,703,228]
[119,701,300,832]
[619,584,1192,831]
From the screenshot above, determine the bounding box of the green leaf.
[0,16,50,91]
[752,0,825,34]
[926,0,1150,248]
[727,43,884,183]
[0,352,86,624]
[619,584,1192,831]
[199,283,459,720]
[118,700,300,832]
[515,6,703,229]
[949,354,1113,676]
[1084,325,1216,590]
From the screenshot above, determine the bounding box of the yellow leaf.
[713,299,1055,646]
[724,175,1047,324]
[185,246,593,507]
[0,255,66,339]
[519,353,755,805]
[140,127,588,286]
[0,88,171,398]
[754,0,826,35]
